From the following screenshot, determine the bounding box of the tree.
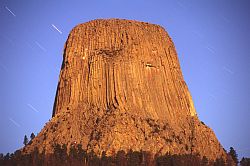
[4,153,10,161]
[30,133,35,140]
[77,144,87,165]
[88,150,100,165]
[201,156,209,166]
[214,158,225,166]
[69,145,77,157]
[240,157,250,166]
[228,147,239,165]
[0,153,3,160]
[23,135,28,146]
[226,154,235,166]
[127,150,142,165]
[142,151,154,165]
[101,151,109,165]
[0,153,3,166]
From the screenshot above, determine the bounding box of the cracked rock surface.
[24,19,226,160]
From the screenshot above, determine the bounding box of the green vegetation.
[30,133,35,141]
[0,144,238,166]
[228,147,239,165]
[1,135,248,165]
[23,135,28,146]
[240,157,250,166]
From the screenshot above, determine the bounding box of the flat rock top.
[73,19,164,30]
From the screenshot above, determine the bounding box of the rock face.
[25,19,226,160]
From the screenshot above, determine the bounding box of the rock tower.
[25,19,226,160]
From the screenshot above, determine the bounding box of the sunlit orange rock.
[25,19,226,161]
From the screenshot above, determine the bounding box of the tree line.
[0,144,239,166]
[0,133,249,166]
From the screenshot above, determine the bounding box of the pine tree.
[30,133,35,140]
[228,147,238,165]
[240,157,250,166]
[23,135,28,146]
[201,156,209,165]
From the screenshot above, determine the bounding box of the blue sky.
[0,0,249,159]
